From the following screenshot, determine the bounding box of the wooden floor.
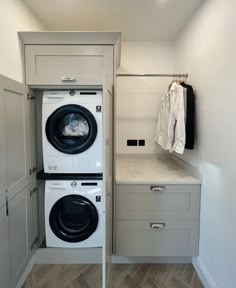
[23,264,203,288]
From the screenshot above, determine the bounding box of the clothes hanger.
[182,75,188,84]
[168,76,176,90]
[175,76,181,85]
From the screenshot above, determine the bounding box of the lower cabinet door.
[37,181,45,246]
[0,204,11,288]
[116,220,199,257]
[28,182,39,253]
[8,185,30,285]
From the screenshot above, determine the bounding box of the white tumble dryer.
[45,179,103,248]
[42,90,103,174]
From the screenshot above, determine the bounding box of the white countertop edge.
[116,180,202,185]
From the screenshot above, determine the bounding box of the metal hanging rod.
[116,73,188,78]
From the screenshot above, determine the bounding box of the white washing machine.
[42,90,103,174]
[45,180,103,248]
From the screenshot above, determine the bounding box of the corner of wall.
[0,0,47,82]
[192,257,218,288]
[21,0,47,31]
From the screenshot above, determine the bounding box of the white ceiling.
[23,0,204,41]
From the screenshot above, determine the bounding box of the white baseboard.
[112,256,192,264]
[35,247,102,264]
[17,252,209,288]
[16,256,35,288]
[192,257,218,288]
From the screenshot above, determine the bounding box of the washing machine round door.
[49,195,99,243]
[46,104,97,154]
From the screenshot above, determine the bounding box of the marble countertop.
[116,158,201,185]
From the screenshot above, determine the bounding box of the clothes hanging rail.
[116,73,188,78]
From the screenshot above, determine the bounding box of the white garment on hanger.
[155,82,186,154]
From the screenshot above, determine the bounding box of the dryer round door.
[46,104,97,154]
[49,195,99,243]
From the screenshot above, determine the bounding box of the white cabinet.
[29,89,37,178]
[1,183,37,288]
[0,205,11,288]
[37,181,45,246]
[102,82,113,288]
[28,184,39,253]
[8,185,30,287]
[0,76,32,201]
[17,31,122,288]
[0,74,35,288]
[0,82,7,208]
[115,183,201,257]
[25,45,113,86]
[116,184,201,220]
[116,220,199,257]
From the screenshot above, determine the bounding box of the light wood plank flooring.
[23,264,203,288]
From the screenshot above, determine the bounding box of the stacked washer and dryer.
[42,90,103,248]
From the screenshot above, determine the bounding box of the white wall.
[175,1,236,287]
[0,0,45,82]
[116,41,174,155]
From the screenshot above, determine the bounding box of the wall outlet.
[139,140,145,146]
[127,139,138,146]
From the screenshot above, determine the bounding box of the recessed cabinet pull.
[150,223,166,230]
[150,185,166,192]
[27,93,35,100]
[32,166,37,173]
[61,77,77,82]
[30,187,37,197]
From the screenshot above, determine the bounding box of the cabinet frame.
[25,45,113,86]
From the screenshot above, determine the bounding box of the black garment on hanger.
[181,83,195,150]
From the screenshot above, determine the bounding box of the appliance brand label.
[48,165,57,171]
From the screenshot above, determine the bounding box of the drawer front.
[116,184,200,220]
[116,220,199,257]
[25,45,113,85]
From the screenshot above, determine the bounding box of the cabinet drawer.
[25,45,113,85]
[116,184,200,220]
[116,220,199,257]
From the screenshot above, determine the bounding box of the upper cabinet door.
[0,81,7,208]
[0,75,31,200]
[29,89,37,184]
[102,80,113,288]
[25,45,113,86]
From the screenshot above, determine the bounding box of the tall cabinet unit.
[0,75,37,288]
[19,31,121,288]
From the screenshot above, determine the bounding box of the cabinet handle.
[150,186,166,192]
[32,166,37,173]
[150,223,166,230]
[30,187,37,197]
[27,93,35,100]
[61,77,77,82]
